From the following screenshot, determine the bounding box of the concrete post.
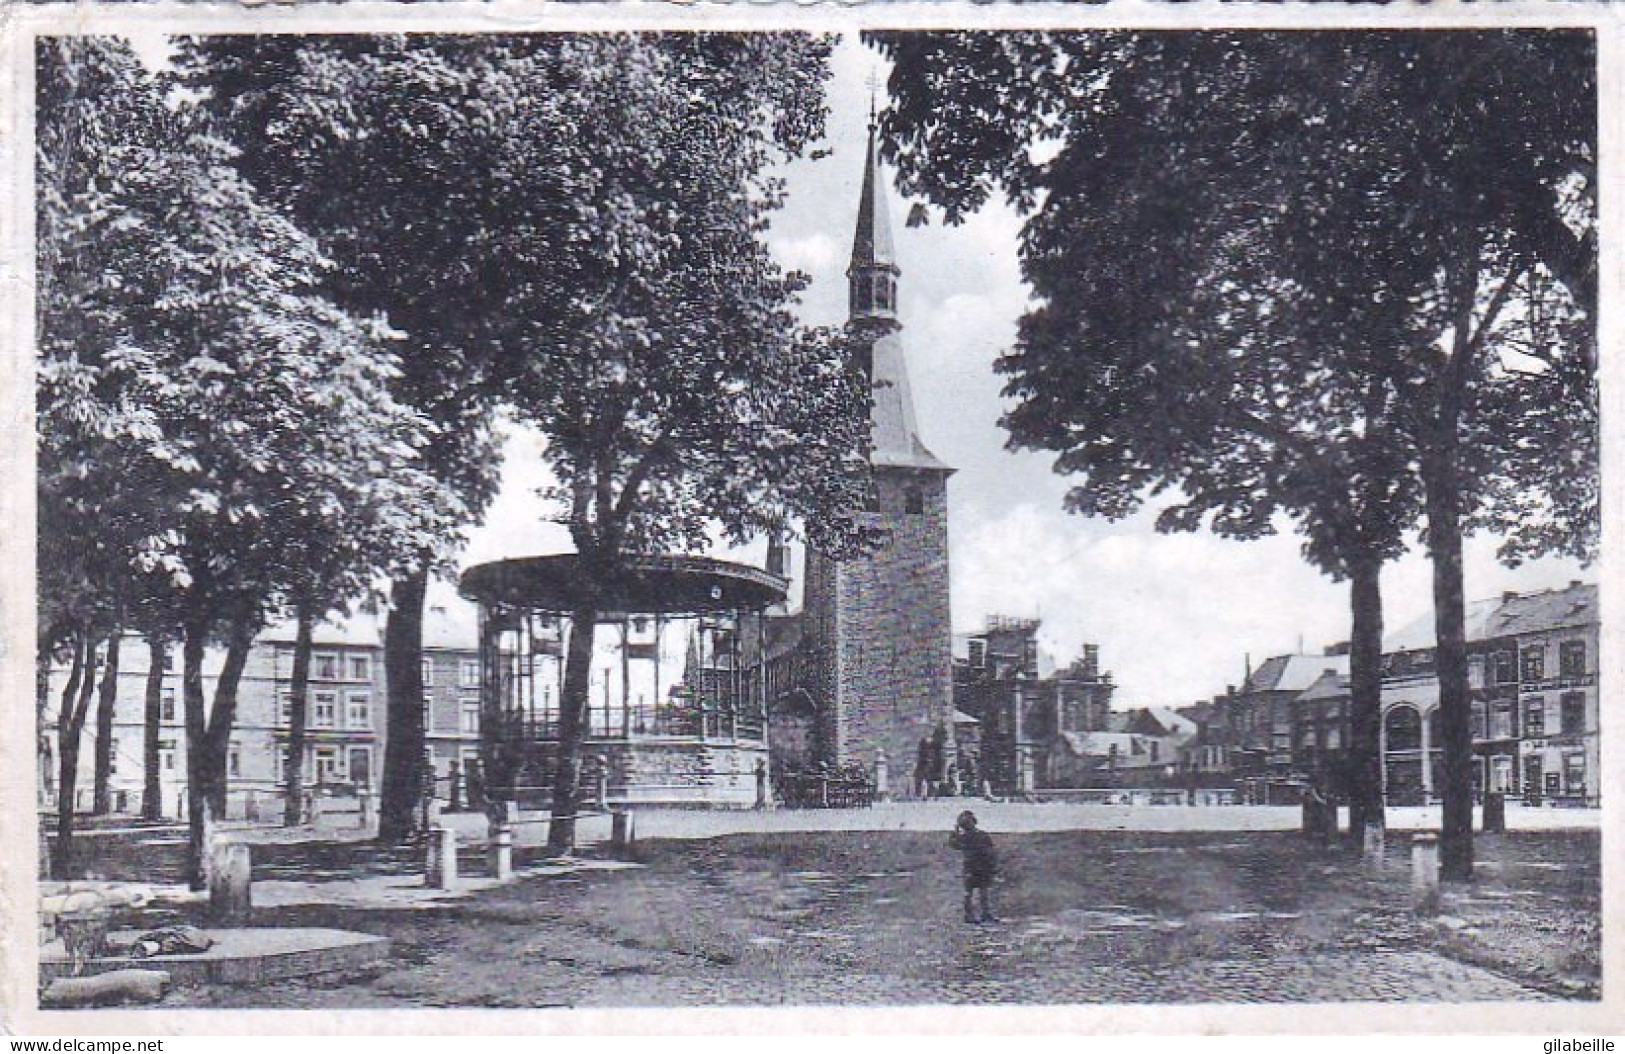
[1411,831,1440,912]
[873,751,889,801]
[1016,744,1034,795]
[489,822,514,882]
[610,809,635,860]
[207,841,252,924]
[358,787,375,830]
[1362,822,1386,863]
[426,826,458,889]
[1482,791,1506,834]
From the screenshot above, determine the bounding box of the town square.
[23,16,1602,1018]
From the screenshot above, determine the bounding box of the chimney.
[1502,590,1520,604]
[1570,579,1583,591]
[1082,643,1100,680]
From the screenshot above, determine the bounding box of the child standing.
[949,810,999,923]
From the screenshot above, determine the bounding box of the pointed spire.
[845,103,951,476]
[850,121,897,277]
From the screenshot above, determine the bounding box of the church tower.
[801,117,955,788]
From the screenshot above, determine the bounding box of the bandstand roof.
[458,553,788,617]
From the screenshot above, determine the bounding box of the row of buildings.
[40,600,486,819]
[952,580,1599,807]
[40,579,1600,817]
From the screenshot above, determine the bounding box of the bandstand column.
[756,608,768,735]
[1420,706,1433,797]
[653,613,664,734]
[620,618,631,738]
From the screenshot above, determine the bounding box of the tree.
[37,37,453,883]
[501,33,875,851]
[181,33,867,846]
[874,31,1597,871]
[180,34,593,841]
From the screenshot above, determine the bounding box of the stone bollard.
[873,751,889,801]
[1410,831,1440,912]
[1322,801,1340,846]
[1361,822,1386,863]
[489,822,514,881]
[1482,791,1506,834]
[610,808,635,860]
[426,826,458,890]
[358,788,375,830]
[207,841,252,924]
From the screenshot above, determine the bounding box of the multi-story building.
[41,592,493,822]
[1503,584,1600,804]
[1376,581,1598,806]
[420,598,487,791]
[952,617,1116,792]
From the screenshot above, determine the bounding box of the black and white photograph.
[11,4,1614,1027]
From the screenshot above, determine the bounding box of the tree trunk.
[39,649,55,809]
[201,622,255,819]
[1344,554,1386,851]
[379,567,429,844]
[53,631,94,879]
[284,604,315,826]
[1425,440,1474,882]
[92,629,122,815]
[141,635,165,822]
[548,604,599,853]
[181,619,211,889]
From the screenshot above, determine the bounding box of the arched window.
[1385,705,1422,753]
[851,276,873,314]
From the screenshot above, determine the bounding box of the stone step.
[39,927,389,987]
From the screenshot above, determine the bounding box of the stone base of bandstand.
[512,736,770,811]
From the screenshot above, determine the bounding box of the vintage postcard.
[3,0,1620,1035]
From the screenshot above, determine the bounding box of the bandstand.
[458,554,787,809]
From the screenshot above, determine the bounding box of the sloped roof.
[259,607,383,648]
[422,596,480,652]
[1298,670,1350,703]
[1383,597,1503,654]
[1481,582,1597,639]
[1143,706,1199,740]
[1246,653,1350,694]
[869,330,952,473]
[1382,582,1595,652]
[1058,731,1167,767]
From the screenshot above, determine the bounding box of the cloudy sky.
[462,33,1592,709]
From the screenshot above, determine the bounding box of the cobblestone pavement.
[162,828,1593,1009]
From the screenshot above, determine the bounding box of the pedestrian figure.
[754,757,770,810]
[914,737,932,798]
[949,810,999,923]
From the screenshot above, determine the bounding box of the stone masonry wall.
[828,466,954,786]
